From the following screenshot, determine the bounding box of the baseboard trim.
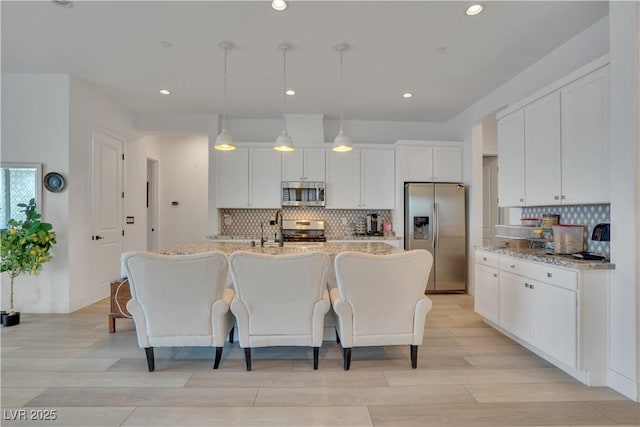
[608,369,639,401]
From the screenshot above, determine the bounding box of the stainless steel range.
[282,220,326,242]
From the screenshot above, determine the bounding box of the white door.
[91,130,124,304]
[146,158,158,251]
[497,110,526,207]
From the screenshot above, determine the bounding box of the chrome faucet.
[274,209,284,247]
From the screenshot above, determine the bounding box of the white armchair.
[122,251,235,372]
[228,251,330,370]
[331,249,434,370]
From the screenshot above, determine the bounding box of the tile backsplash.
[522,204,610,255]
[219,208,393,239]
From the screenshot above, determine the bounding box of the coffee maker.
[366,213,382,235]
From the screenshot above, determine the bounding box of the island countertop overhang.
[158,241,404,256]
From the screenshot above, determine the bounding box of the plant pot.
[2,311,20,327]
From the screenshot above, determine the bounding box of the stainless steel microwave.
[281,181,325,207]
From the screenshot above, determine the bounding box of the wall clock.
[44,172,66,192]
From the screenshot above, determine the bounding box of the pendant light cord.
[222,47,228,130]
[339,49,344,132]
[282,47,288,133]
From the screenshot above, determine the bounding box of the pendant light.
[214,41,235,151]
[274,43,294,152]
[332,42,353,152]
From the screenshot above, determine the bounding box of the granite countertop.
[480,246,615,270]
[160,241,404,256]
[208,235,401,241]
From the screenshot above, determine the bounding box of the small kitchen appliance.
[281,182,325,207]
[366,213,383,235]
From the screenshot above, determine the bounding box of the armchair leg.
[229,326,235,344]
[313,347,319,370]
[244,348,252,372]
[343,348,352,371]
[410,345,418,369]
[145,347,155,372]
[213,346,223,369]
[335,328,341,345]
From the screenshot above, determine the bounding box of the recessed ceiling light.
[52,0,73,8]
[465,3,484,16]
[159,89,171,95]
[436,47,448,54]
[160,41,172,48]
[402,92,413,99]
[271,0,287,11]
[286,90,296,96]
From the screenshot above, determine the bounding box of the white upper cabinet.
[405,146,434,181]
[497,110,526,207]
[361,149,395,209]
[326,147,395,209]
[216,147,281,208]
[433,147,463,182]
[399,144,462,183]
[524,91,562,206]
[281,147,325,182]
[560,67,609,204]
[217,148,249,208]
[249,148,282,208]
[497,61,609,207]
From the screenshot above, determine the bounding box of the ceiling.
[1,1,608,122]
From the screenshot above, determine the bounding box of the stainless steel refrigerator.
[404,183,466,293]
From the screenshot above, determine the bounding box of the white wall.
[156,135,210,248]
[1,74,71,313]
[607,1,639,401]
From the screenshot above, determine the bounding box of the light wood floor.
[1,294,637,426]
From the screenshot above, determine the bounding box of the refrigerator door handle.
[433,202,438,248]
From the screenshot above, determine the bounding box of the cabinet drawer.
[499,256,577,291]
[476,250,499,268]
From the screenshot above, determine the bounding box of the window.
[0,163,42,229]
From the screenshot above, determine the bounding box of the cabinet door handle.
[547,272,552,278]
[554,195,560,200]
[510,264,515,269]
[529,284,535,289]
[524,283,529,288]
[483,257,487,261]
[561,195,566,200]
[519,198,524,202]
[493,273,498,278]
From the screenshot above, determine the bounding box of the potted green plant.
[1,199,56,327]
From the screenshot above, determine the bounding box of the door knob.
[95,235,105,240]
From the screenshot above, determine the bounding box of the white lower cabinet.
[474,249,608,385]
[474,251,500,324]
[529,279,577,369]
